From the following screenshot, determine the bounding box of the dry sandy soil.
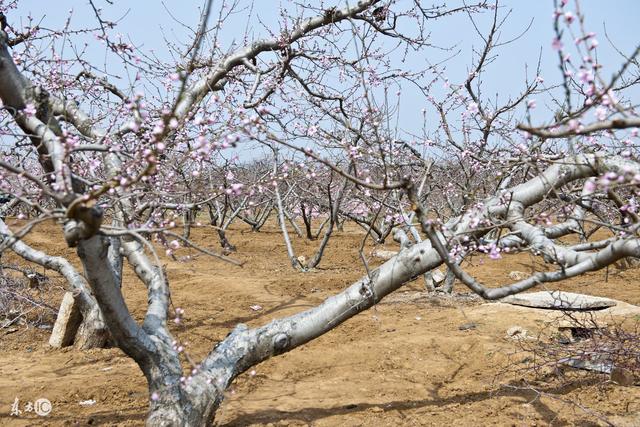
[1,220,639,426]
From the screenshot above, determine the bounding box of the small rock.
[506,326,529,340]
[79,399,96,406]
[431,269,446,284]
[26,272,47,288]
[459,322,477,331]
[508,271,527,281]
[249,305,262,311]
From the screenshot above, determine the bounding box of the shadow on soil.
[219,379,603,427]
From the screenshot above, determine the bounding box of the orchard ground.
[1,219,640,426]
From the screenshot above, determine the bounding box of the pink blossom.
[230,183,244,195]
[23,103,36,117]
[595,106,607,121]
[578,69,593,84]
[488,245,501,260]
[152,123,165,135]
[564,12,574,23]
[584,179,596,192]
[568,119,579,130]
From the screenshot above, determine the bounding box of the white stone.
[49,292,82,348]
[500,291,616,311]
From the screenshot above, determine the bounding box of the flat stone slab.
[500,291,617,311]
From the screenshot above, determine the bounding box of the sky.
[7,0,640,150]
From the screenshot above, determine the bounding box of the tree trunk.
[145,389,219,427]
[217,229,236,253]
[439,268,455,294]
[300,202,314,240]
[74,305,111,349]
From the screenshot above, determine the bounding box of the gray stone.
[500,291,617,311]
[431,268,445,284]
[458,322,477,331]
[505,325,530,340]
[49,292,82,348]
[560,356,613,374]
